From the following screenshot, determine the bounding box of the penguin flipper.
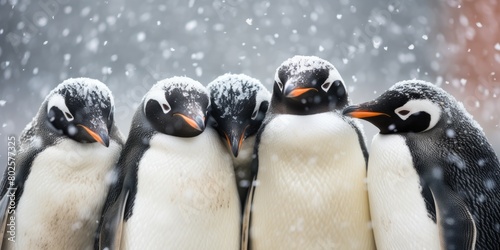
[99,189,129,250]
[430,183,476,250]
[241,176,256,250]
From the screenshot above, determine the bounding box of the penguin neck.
[37,102,54,133]
[270,94,347,116]
[405,117,500,177]
[270,101,331,116]
[404,119,500,204]
[130,107,157,140]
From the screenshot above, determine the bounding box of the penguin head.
[207,74,271,157]
[143,76,209,137]
[272,55,348,115]
[343,80,445,134]
[45,78,114,147]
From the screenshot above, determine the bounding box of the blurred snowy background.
[1,0,499,162]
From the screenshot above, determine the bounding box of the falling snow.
[185,20,198,31]
[0,0,499,161]
[137,32,146,42]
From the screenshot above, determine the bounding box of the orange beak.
[223,125,248,157]
[78,124,109,147]
[174,113,205,131]
[344,111,391,118]
[286,87,318,98]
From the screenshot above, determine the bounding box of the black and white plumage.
[243,56,374,249]
[97,76,240,250]
[343,80,500,249]
[0,78,123,249]
[207,73,270,209]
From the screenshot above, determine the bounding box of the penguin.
[207,73,271,210]
[97,76,240,250]
[343,80,500,249]
[242,55,374,249]
[0,78,123,249]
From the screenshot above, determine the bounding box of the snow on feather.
[47,78,115,109]
[207,73,271,119]
[277,55,345,90]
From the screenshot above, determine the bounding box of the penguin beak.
[343,105,390,119]
[284,83,318,98]
[78,124,110,147]
[174,113,205,132]
[223,126,247,158]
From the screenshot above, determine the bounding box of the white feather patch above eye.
[251,109,259,120]
[251,101,263,120]
[395,99,442,132]
[250,93,271,120]
[274,69,283,91]
[47,94,74,121]
[144,88,171,114]
[252,87,271,120]
[321,68,345,92]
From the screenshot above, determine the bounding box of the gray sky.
[1,0,499,159]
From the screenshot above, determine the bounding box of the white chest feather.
[251,113,374,249]
[122,128,240,250]
[13,139,121,250]
[368,134,439,249]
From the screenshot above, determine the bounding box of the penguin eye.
[64,112,74,121]
[398,110,410,116]
[274,69,284,91]
[162,103,171,113]
[321,82,332,92]
[276,80,283,91]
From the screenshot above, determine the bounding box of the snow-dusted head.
[207,73,271,157]
[143,76,210,137]
[343,80,453,134]
[45,77,115,146]
[272,55,347,115]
